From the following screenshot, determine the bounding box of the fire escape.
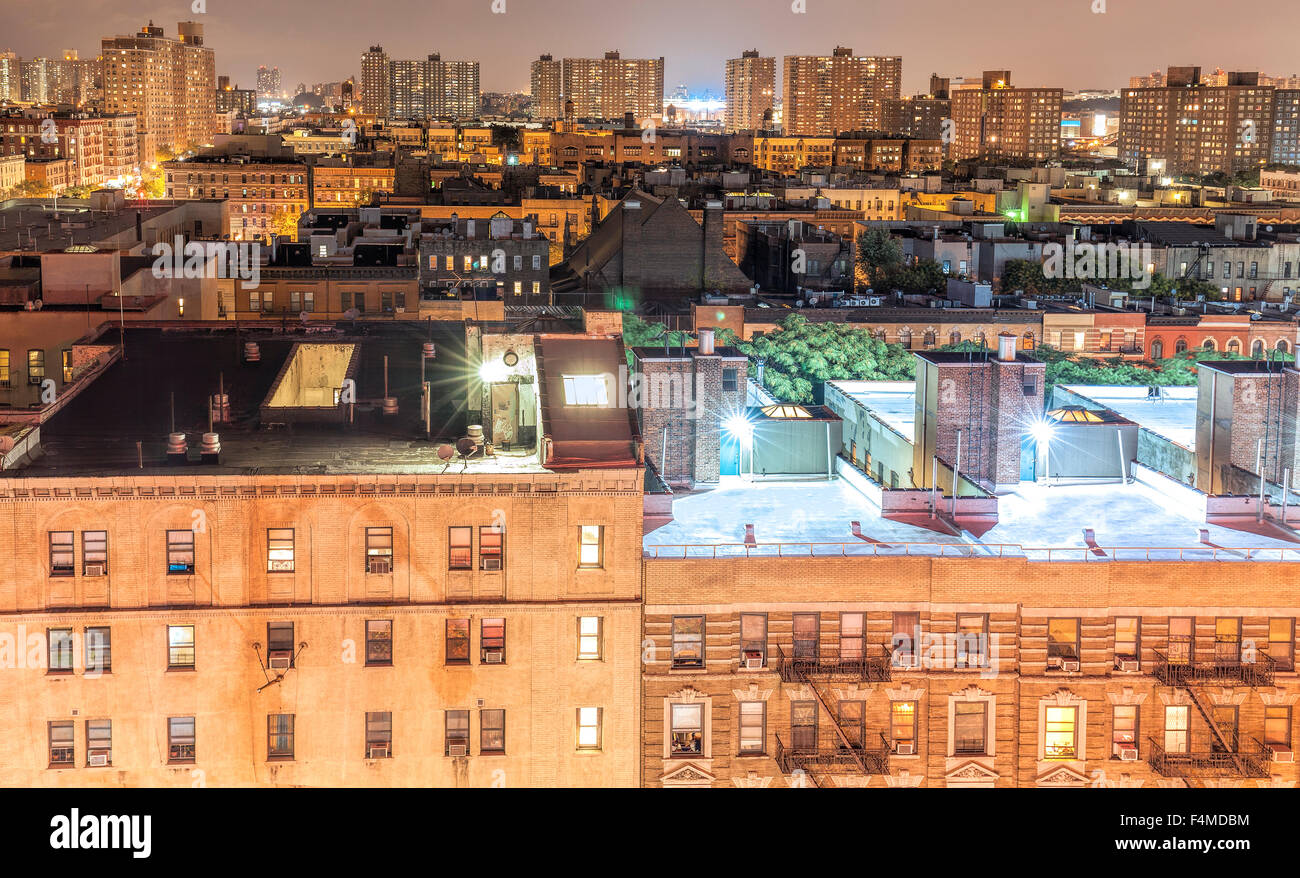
[1146,631,1275,785]
[773,643,892,788]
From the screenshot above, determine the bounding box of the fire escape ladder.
[1182,683,1246,775]
[804,673,870,776]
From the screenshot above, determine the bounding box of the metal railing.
[644,541,1300,563]
[776,644,892,684]
[1147,736,1270,779]
[775,732,891,777]
[1150,649,1276,688]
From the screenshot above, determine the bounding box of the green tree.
[621,313,691,368]
[855,227,903,290]
[735,314,915,403]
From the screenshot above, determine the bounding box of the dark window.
[479,525,504,570]
[1215,617,1241,663]
[365,527,393,574]
[839,700,865,747]
[956,614,989,668]
[267,622,294,668]
[449,527,473,570]
[722,368,738,392]
[84,627,110,674]
[167,530,195,574]
[481,618,505,663]
[1265,706,1292,749]
[268,714,294,759]
[953,702,987,754]
[1168,616,1194,664]
[791,700,818,750]
[793,613,819,659]
[840,612,865,661]
[480,709,505,753]
[366,620,393,666]
[47,628,73,673]
[366,711,392,758]
[671,615,705,668]
[1113,705,1138,753]
[1115,617,1140,666]
[446,619,470,664]
[168,717,196,763]
[49,531,74,576]
[445,710,470,755]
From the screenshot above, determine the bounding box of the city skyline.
[2,0,1298,97]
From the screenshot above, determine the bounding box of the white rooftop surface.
[1060,384,1198,449]
[832,380,916,440]
[645,477,1300,561]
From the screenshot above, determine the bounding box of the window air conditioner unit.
[1272,747,1295,763]
[484,650,504,664]
[481,557,502,572]
[88,751,110,767]
[1116,745,1138,761]
[83,563,106,577]
[269,655,291,670]
[1118,659,1139,672]
[368,746,389,759]
[744,656,764,670]
[895,742,915,756]
[895,654,919,669]
[447,743,468,757]
[368,558,392,575]
[1061,659,1081,672]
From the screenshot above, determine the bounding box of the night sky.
[3,0,1298,96]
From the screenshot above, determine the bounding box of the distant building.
[562,52,664,122]
[724,50,775,133]
[530,54,563,121]
[782,48,902,136]
[950,71,1062,163]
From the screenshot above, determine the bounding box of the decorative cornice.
[1106,687,1149,706]
[885,684,926,702]
[884,769,924,788]
[1259,687,1300,706]
[1041,688,1086,707]
[732,683,773,703]
[667,687,707,704]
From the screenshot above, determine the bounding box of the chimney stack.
[699,328,715,355]
[996,332,1017,362]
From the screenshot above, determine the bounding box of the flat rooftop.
[645,477,1300,560]
[830,380,915,440]
[0,202,183,253]
[1059,384,1197,449]
[5,324,557,477]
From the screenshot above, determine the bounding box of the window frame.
[86,719,112,766]
[365,619,393,667]
[365,711,393,758]
[671,615,705,669]
[577,707,603,751]
[792,613,820,660]
[1269,617,1295,671]
[1265,705,1292,750]
[267,621,295,667]
[578,525,604,569]
[84,626,111,674]
[480,617,506,664]
[267,713,295,760]
[669,702,704,756]
[953,701,988,756]
[891,700,918,752]
[445,710,470,755]
[1044,705,1078,760]
[1115,616,1140,666]
[1047,617,1080,662]
[364,526,393,575]
[480,708,506,754]
[82,530,107,575]
[167,624,196,669]
[49,720,75,767]
[445,619,470,665]
[167,716,196,763]
[166,529,195,575]
[47,627,73,674]
[740,613,767,667]
[478,525,504,571]
[49,531,75,577]
[267,528,295,573]
[1112,704,1138,755]
[448,526,473,570]
[577,616,603,661]
[956,613,989,669]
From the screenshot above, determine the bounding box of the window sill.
[735,751,768,758]
[168,760,196,766]
[364,662,393,669]
[166,666,196,673]
[46,669,74,676]
[48,764,76,770]
[479,750,506,757]
[267,756,295,762]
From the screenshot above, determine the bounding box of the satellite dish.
[455,437,476,457]
[502,350,519,367]
[436,444,455,462]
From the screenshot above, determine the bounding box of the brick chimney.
[621,199,642,290]
[702,200,725,289]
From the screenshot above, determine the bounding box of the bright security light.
[1029,419,1056,445]
[724,414,754,443]
[479,360,509,383]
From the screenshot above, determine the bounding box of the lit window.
[670,703,704,755]
[168,625,195,669]
[1270,618,1295,670]
[578,525,603,568]
[577,707,602,750]
[891,700,917,751]
[1265,706,1292,750]
[1044,706,1077,759]
[267,528,294,572]
[1115,617,1140,666]
[672,615,705,668]
[1047,618,1079,662]
[562,375,608,406]
[268,714,294,759]
[1164,705,1189,754]
[578,616,602,660]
